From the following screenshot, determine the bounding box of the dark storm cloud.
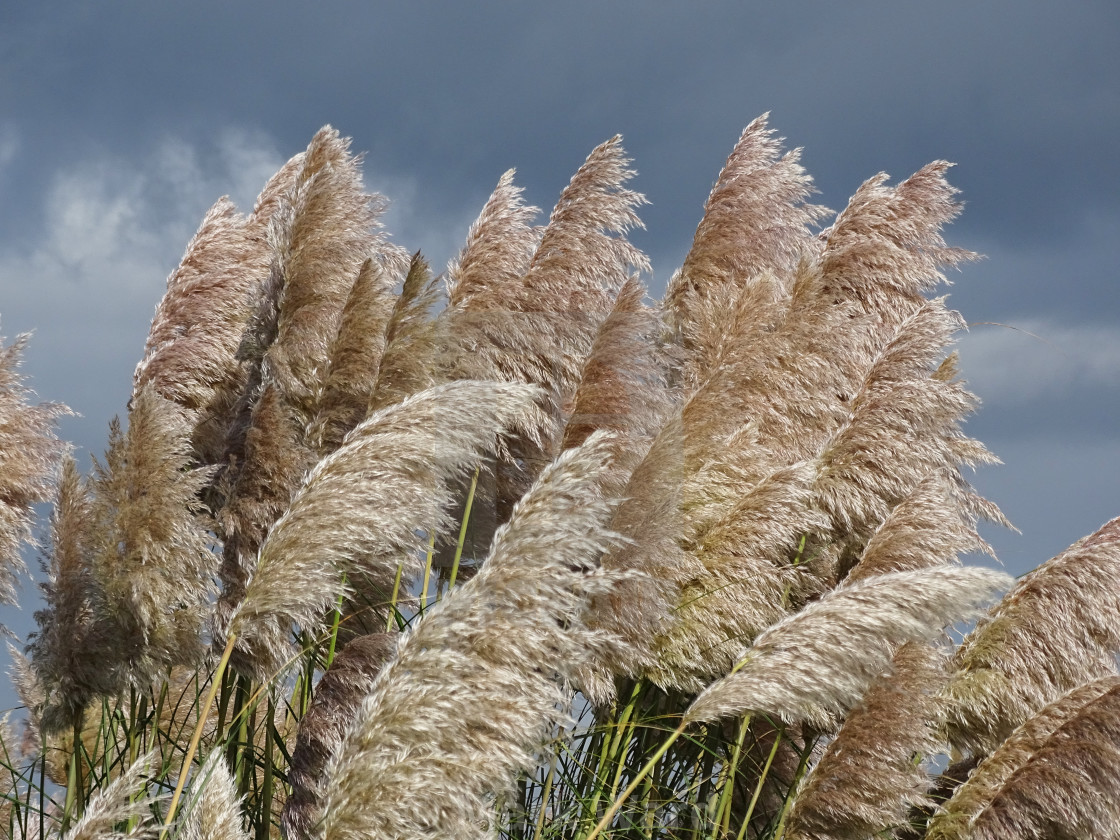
[6,2,1118,249]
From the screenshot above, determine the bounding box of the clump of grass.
[2,118,1118,840]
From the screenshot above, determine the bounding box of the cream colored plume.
[262,126,394,417]
[178,750,249,840]
[62,753,160,840]
[846,471,994,584]
[786,642,949,840]
[928,677,1120,840]
[561,275,672,453]
[685,566,1008,727]
[131,197,270,463]
[366,253,443,413]
[568,289,681,701]
[87,385,217,690]
[226,380,542,679]
[446,137,651,401]
[944,515,1120,756]
[28,456,113,735]
[813,300,999,543]
[809,161,976,338]
[445,169,541,308]
[0,331,69,614]
[665,112,827,338]
[318,433,634,840]
[940,680,1120,840]
[651,460,829,691]
[309,257,401,454]
[216,126,398,620]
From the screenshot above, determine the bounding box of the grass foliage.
[2,118,1119,839]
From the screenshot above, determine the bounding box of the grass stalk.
[420,531,436,610]
[736,727,782,840]
[712,715,751,838]
[257,691,276,840]
[326,584,346,668]
[386,562,404,631]
[584,719,687,840]
[161,631,237,835]
[532,749,560,840]
[449,466,480,590]
[771,735,816,840]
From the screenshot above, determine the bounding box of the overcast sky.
[1,2,1117,707]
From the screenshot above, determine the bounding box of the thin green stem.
[606,682,644,800]
[161,631,237,836]
[420,531,436,610]
[584,719,687,840]
[386,563,404,631]
[449,467,480,590]
[61,707,85,831]
[712,715,751,839]
[326,582,346,668]
[772,735,816,840]
[257,692,276,840]
[737,727,782,840]
[532,748,560,840]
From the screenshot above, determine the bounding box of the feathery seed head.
[309,257,402,454]
[944,515,1120,756]
[652,461,830,691]
[87,385,218,690]
[685,566,1009,727]
[0,331,70,614]
[62,753,161,840]
[786,642,949,840]
[846,471,994,585]
[178,749,249,840]
[318,432,635,840]
[934,681,1120,840]
[446,169,542,308]
[28,456,115,734]
[226,380,544,679]
[928,677,1120,840]
[263,126,391,417]
[132,196,270,464]
[667,113,828,335]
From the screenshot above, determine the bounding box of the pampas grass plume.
[178,750,249,840]
[227,380,543,678]
[61,753,160,840]
[318,432,633,840]
[944,516,1120,756]
[0,331,69,613]
[685,566,1009,727]
[785,642,948,840]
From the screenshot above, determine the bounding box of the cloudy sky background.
[1,2,1117,703]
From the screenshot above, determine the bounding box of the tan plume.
[944,515,1120,756]
[319,433,633,840]
[685,566,1008,727]
[226,380,542,679]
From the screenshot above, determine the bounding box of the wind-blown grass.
[2,118,1117,840]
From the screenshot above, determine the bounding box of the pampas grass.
[0,332,69,617]
[944,515,1120,757]
[227,380,543,679]
[684,567,1008,728]
[2,118,1118,840]
[317,433,630,840]
[784,642,948,840]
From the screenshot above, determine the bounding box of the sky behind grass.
[1,1,1118,710]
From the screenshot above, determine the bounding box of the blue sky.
[1,1,1118,709]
